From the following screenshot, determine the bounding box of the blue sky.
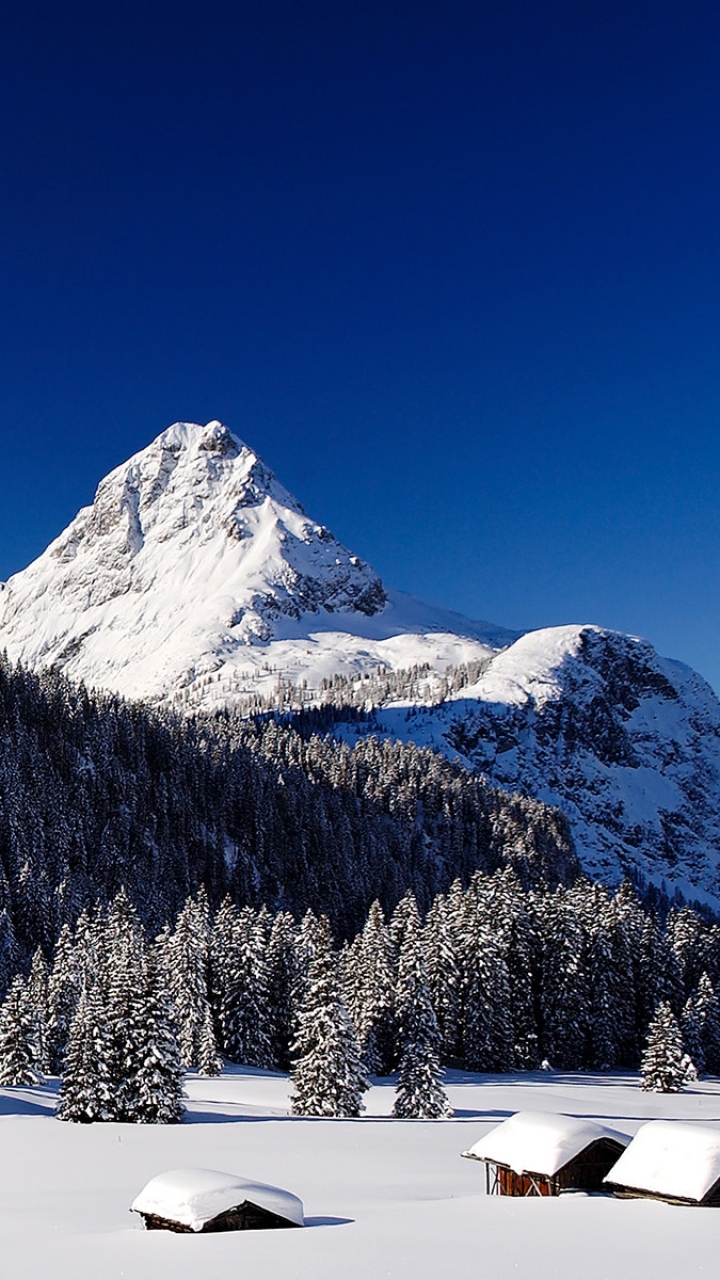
[2,1,720,687]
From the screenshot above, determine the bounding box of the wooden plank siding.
[484,1138,626,1197]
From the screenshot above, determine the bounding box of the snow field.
[1,1068,720,1278]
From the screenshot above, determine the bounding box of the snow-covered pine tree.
[636,915,665,1034]
[103,889,148,1101]
[27,947,50,1077]
[290,917,367,1117]
[683,972,720,1076]
[159,891,220,1074]
[666,906,707,999]
[120,953,185,1124]
[581,886,618,1070]
[657,926,685,1017]
[296,908,325,978]
[641,1001,686,1092]
[209,895,239,1045]
[265,911,300,1071]
[0,975,43,1086]
[197,1011,223,1076]
[0,907,18,1003]
[423,895,460,1065]
[393,925,452,1119]
[681,982,706,1076]
[496,869,539,1070]
[537,888,588,1068]
[389,891,422,959]
[56,981,116,1122]
[352,901,396,1076]
[221,906,273,1068]
[696,973,720,1075]
[458,883,514,1073]
[607,887,642,1065]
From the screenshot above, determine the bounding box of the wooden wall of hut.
[487,1138,626,1198]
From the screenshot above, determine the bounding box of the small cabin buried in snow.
[604,1121,720,1207]
[131,1169,305,1233]
[462,1112,630,1197]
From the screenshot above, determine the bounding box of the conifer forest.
[0,653,719,1118]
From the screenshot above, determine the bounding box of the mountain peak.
[0,421,392,697]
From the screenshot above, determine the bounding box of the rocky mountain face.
[0,422,512,705]
[2,421,720,908]
[333,624,720,908]
[0,421,391,701]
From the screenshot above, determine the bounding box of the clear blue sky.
[1,1,720,687]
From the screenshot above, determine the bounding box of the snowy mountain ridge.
[333,624,720,904]
[2,420,720,907]
[0,421,510,705]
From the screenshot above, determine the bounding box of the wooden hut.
[604,1121,720,1206]
[461,1111,629,1197]
[131,1168,305,1233]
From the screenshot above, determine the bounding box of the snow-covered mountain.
[339,625,720,907]
[2,419,720,908]
[0,421,510,705]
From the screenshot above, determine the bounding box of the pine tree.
[159,892,221,1073]
[265,911,300,1071]
[210,895,239,1043]
[607,892,640,1065]
[103,889,148,1099]
[424,896,460,1064]
[494,870,539,1071]
[221,907,273,1068]
[121,956,185,1123]
[56,982,116,1122]
[685,972,720,1076]
[460,905,514,1073]
[290,919,367,1117]
[27,947,50,1077]
[641,1002,686,1093]
[681,994,705,1075]
[586,918,617,1070]
[0,976,43,1086]
[352,902,396,1075]
[635,915,659,1026]
[0,908,18,1002]
[537,889,588,1068]
[393,929,452,1119]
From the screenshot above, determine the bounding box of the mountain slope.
[326,624,720,906]
[0,421,509,705]
[2,420,720,907]
[0,656,578,947]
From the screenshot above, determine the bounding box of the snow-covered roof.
[462,1111,629,1178]
[604,1121,720,1203]
[131,1168,304,1231]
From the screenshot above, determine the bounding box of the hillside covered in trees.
[0,655,577,962]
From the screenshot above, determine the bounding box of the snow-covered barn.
[604,1121,720,1206]
[462,1111,629,1197]
[131,1168,305,1233]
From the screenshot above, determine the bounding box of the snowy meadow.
[2,1066,720,1280]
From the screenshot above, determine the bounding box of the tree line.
[0,653,576,955]
[0,869,717,1120]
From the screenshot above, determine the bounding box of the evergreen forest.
[0,654,718,1118]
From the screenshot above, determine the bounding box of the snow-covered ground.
[2,1066,720,1279]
